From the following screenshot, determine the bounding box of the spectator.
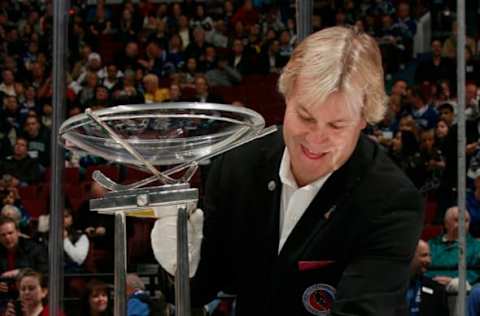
[406,240,449,316]
[86,85,112,111]
[467,173,480,237]
[126,273,152,316]
[22,115,50,167]
[19,85,41,118]
[102,63,123,92]
[190,4,214,38]
[435,118,450,153]
[0,95,21,146]
[184,27,209,63]
[63,208,90,273]
[390,79,408,97]
[142,74,169,103]
[0,137,42,185]
[3,268,57,316]
[177,15,191,50]
[118,41,140,72]
[202,46,217,72]
[437,102,455,127]
[77,71,99,108]
[465,82,479,121]
[426,206,480,290]
[165,33,185,72]
[112,69,144,105]
[185,74,224,103]
[441,21,476,60]
[277,30,293,67]
[0,189,29,231]
[165,83,183,102]
[231,0,259,28]
[75,182,114,272]
[415,39,455,85]
[206,19,228,48]
[407,86,438,130]
[229,38,253,75]
[0,69,22,97]
[206,54,242,87]
[0,216,47,301]
[79,279,112,316]
[138,40,168,78]
[257,39,281,74]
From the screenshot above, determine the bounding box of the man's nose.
[305,124,330,145]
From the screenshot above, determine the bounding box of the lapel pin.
[324,205,336,220]
[268,180,276,191]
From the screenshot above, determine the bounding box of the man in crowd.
[0,216,47,298]
[407,240,449,315]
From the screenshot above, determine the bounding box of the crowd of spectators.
[1,0,480,314]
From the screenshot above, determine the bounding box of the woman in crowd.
[3,269,57,316]
[78,279,112,316]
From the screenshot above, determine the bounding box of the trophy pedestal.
[59,102,276,316]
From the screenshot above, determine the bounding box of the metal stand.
[176,207,191,316]
[91,185,198,316]
[114,212,127,316]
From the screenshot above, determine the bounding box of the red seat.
[43,167,80,185]
[18,185,39,199]
[421,225,443,241]
[22,198,48,219]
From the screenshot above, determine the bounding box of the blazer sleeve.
[331,187,424,316]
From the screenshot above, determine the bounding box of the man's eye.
[298,113,314,122]
[328,123,345,129]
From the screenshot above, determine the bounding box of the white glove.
[151,207,204,278]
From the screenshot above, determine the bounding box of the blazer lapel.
[275,135,376,270]
[255,130,284,262]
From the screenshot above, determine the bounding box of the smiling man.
[151,26,423,315]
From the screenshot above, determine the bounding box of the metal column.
[296,0,313,42]
[456,0,467,315]
[49,1,69,315]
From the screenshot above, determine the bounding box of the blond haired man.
[151,26,423,315]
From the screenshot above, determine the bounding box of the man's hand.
[4,301,16,316]
[1,269,19,279]
[433,276,453,285]
[85,227,95,237]
[151,208,204,278]
[0,282,9,293]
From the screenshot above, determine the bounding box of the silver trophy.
[59,102,276,316]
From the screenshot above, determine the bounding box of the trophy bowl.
[59,102,268,167]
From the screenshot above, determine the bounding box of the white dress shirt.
[278,149,332,253]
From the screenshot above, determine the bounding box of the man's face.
[466,84,477,104]
[391,80,407,96]
[432,41,442,57]
[445,208,470,239]
[0,222,19,250]
[283,83,365,186]
[195,78,208,95]
[411,241,431,276]
[439,108,454,126]
[14,139,28,158]
[25,117,40,137]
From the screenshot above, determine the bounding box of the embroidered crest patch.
[302,283,336,315]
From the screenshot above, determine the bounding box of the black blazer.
[191,128,424,315]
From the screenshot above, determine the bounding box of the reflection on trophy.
[59,102,276,316]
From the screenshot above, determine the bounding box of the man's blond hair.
[278,26,387,124]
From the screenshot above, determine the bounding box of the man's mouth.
[301,145,328,160]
